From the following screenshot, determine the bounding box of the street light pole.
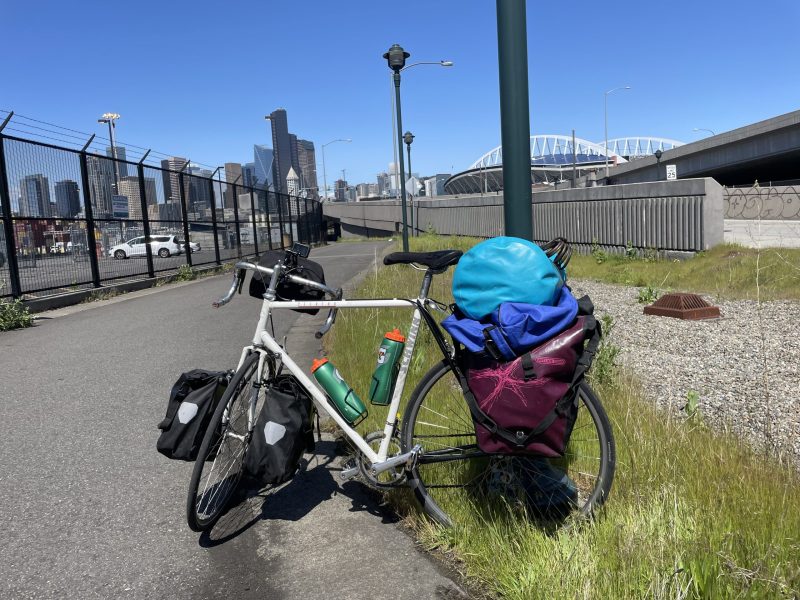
[404,131,414,236]
[388,60,452,200]
[321,138,351,201]
[693,127,716,136]
[98,113,121,188]
[384,44,412,251]
[604,86,630,178]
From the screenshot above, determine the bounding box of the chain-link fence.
[0,131,324,299]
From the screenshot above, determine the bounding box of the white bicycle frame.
[216,259,437,471]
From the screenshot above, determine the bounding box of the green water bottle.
[311,358,368,425]
[368,328,406,406]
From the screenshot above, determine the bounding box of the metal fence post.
[231,179,242,258]
[137,154,155,278]
[249,189,259,257]
[286,194,294,245]
[0,128,23,298]
[275,192,285,248]
[208,175,221,265]
[178,164,192,267]
[78,138,102,288]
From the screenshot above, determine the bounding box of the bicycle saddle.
[383,250,462,272]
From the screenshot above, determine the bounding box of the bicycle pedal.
[339,458,359,482]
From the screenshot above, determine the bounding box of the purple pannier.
[465,315,594,457]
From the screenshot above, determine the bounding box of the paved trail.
[0,241,468,600]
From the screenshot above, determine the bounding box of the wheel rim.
[193,365,260,525]
[406,365,611,526]
[114,251,125,259]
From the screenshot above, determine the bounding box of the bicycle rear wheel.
[186,352,261,532]
[402,360,615,527]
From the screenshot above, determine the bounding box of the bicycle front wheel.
[402,360,616,528]
[186,352,261,532]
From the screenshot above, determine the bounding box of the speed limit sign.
[666,164,677,180]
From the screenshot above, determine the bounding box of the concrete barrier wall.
[724,185,800,220]
[324,178,724,252]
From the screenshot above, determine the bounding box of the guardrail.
[324,178,725,253]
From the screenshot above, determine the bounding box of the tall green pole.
[393,72,410,251]
[496,0,532,240]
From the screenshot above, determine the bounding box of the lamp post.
[403,131,415,236]
[604,86,630,178]
[693,127,716,136]
[384,44,412,251]
[388,60,452,201]
[321,138,351,202]
[654,149,663,180]
[97,112,121,188]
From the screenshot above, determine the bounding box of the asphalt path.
[0,240,468,599]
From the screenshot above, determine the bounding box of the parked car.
[176,238,200,253]
[110,235,182,259]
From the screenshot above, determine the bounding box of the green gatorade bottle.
[311,358,367,425]
[368,328,406,406]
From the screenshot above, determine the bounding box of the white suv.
[110,235,182,259]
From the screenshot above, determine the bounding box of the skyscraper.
[117,176,157,220]
[54,180,81,218]
[286,167,300,197]
[254,145,274,189]
[296,139,318,194]
[160,156,188,205]
[223,162,243,209]
[86,156,115,217]
[106,146,129,178]
[334,179,347,202]
[20,174,52,217]
[242,162,257,187]
[268,108,292,194]
[376,172,390,196]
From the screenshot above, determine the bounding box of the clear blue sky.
[2,0,799,186]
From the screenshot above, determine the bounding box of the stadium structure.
[443,135,684,195]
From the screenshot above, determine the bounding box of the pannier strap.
[520,353,536,380]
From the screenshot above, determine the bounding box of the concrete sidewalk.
[0,241,469,600]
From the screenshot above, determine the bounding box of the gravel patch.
[571,279,800,463]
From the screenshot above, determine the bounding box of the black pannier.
[248,250,326,315]
[157,370,231,461]
[244,375,316,486]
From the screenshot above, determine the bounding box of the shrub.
[0,298,33,331]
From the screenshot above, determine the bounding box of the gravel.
[570,279,800,463]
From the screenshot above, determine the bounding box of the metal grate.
[643,292,721,320]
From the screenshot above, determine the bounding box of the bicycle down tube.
[224,260,431,468]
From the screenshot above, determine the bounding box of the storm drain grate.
[643,292,721,320]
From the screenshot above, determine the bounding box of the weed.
[637,285,660,305]
[625,240,637,260]
[592,314,620,387]
[0,297,34,331]
[175,265,197,281]
[683,390,701,419]
[591,238,608,264]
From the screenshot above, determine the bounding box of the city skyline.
[4,1,798,186]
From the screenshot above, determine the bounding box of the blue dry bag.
[452,237,565,320]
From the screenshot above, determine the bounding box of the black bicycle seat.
[383,250,462,272]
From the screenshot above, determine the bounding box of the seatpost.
[419,271,434,300]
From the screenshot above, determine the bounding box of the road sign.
[666,164,677,180]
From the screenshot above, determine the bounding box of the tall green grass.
[570,243,800,301]
[324,235,800,598]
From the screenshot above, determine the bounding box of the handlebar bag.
[244,375,316,486]
[248,250,326,315]
[157,370,231,461]
[460,297,601,458]
[452,237,565,320]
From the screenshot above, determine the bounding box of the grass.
[324,234,800,599]
[570,243,800,302]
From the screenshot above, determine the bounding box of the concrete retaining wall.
[324,178,724,252]
[724,185,800,220]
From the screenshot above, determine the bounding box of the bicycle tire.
[186,352,261,532]
[401,360,616,528]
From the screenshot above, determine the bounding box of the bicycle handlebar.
[212,261,342,339]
